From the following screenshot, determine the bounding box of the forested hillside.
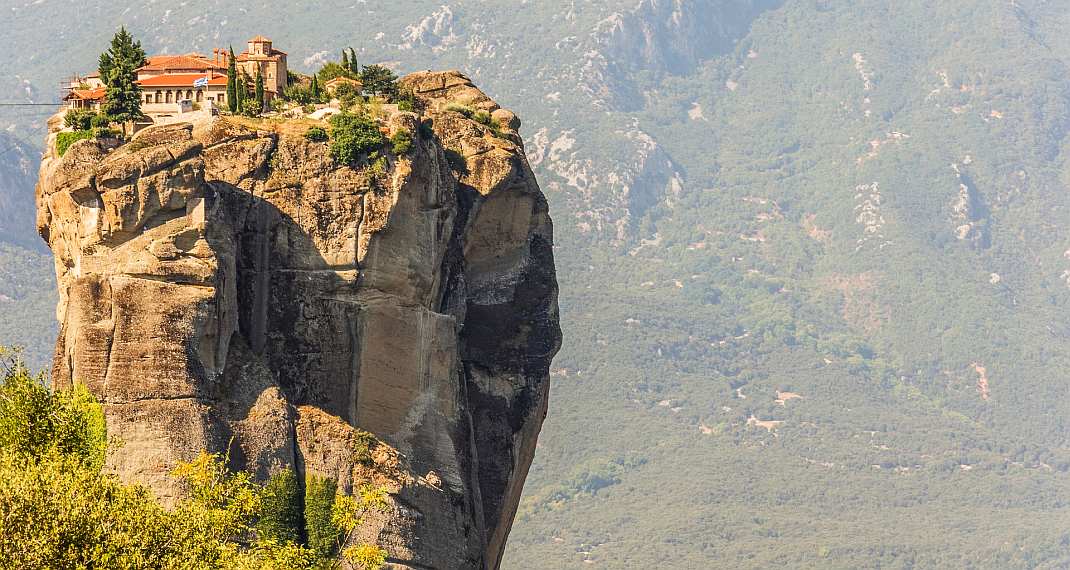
[1,0,1069,567]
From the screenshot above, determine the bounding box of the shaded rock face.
[36,71,560,570]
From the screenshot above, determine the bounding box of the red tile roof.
[137,73,228,87]
[139,54,223,72]
[65,87,106,100]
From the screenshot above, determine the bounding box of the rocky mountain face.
[35,71,559,570]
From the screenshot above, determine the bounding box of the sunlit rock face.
[36,71,560,570]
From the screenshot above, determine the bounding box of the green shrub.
[304,126,328,143]
[0,348,105,469]
[445,103,475,118]
[389,128,413,155]
[396,88,419,113]
[64,109,94,130]
[370,155,388,176]
[89,113,110,130]
[257,469,304,544]
[472,109,493,126]
[55,130,93,157]
[328,112,384,164]
[345,544,388,569]
[303,475,338,560]
[333,82,359,100]
[241,98,262,117]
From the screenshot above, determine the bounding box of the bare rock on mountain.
[35,70,560,570]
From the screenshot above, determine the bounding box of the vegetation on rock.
[328,111,384,164]
[54,131,93,157]
[0,348,389,569]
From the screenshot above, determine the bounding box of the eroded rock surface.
[36,71,560,570]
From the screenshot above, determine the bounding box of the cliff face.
[35,71,560,570]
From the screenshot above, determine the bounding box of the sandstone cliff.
[35,71,560,570]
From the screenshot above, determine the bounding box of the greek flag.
[193,77,209,88]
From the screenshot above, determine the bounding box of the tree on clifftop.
[98,27,147,128]
[347,48,359,75]
[226,46,238,113]
[254,69,265,112]
[360,64,398,99]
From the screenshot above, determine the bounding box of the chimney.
[212,48,218,65]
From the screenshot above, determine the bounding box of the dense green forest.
[2,0,1069,567]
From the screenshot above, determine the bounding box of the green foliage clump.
[304,126,328,143]
[240,98,262,118]
[328,112,384,164]
[0,348,389,569]
[303,475,338,560]
[359,64,398,99]
[305,473,390,568]
[64,109,94,130]
[472,109,493,126]
[89,113,110,130]
[389,128,413,156]
[55,131,93,157]
[256,469,303,545]
[445,103,475,118]
[0,349,105,468]
[369,154,388,177]
[344,544,388,570]
[317,62,356,83]
[395,88,418,113]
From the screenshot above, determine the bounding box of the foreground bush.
[0,348,388,569]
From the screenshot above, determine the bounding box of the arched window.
[165,91,172,103]
[196,90,204,102]
[155,91,161,103]
[186,90,193,100]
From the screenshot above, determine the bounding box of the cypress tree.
[341,50,349,72]
[347,48,359,75]
[237,71,248,109]
[254,70,265,112]
[310,75,321,101]
[226,46,237,113]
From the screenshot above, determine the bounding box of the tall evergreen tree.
[310,75,321,101]
[98,27,147,128]
[226,46,238,113]
[347,48,359,74]
[254,70,265,112]
[341,50,349,72]
[237,71,249,109]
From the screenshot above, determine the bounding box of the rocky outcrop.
[35,71,560,570]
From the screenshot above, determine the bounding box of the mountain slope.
[508,1,1070,567]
